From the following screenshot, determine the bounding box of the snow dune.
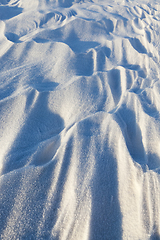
[0,0,160,239]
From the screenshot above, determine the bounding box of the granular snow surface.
[0,0,160,239]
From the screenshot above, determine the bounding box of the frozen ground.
[0,0,160,239]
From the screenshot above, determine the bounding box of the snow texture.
[0,0,160,239]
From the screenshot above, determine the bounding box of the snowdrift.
[0,0,160,239]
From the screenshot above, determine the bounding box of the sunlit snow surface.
[0,0,160,239]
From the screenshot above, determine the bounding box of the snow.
[0,0,160,239]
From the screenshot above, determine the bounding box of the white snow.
[0,0,160,239]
